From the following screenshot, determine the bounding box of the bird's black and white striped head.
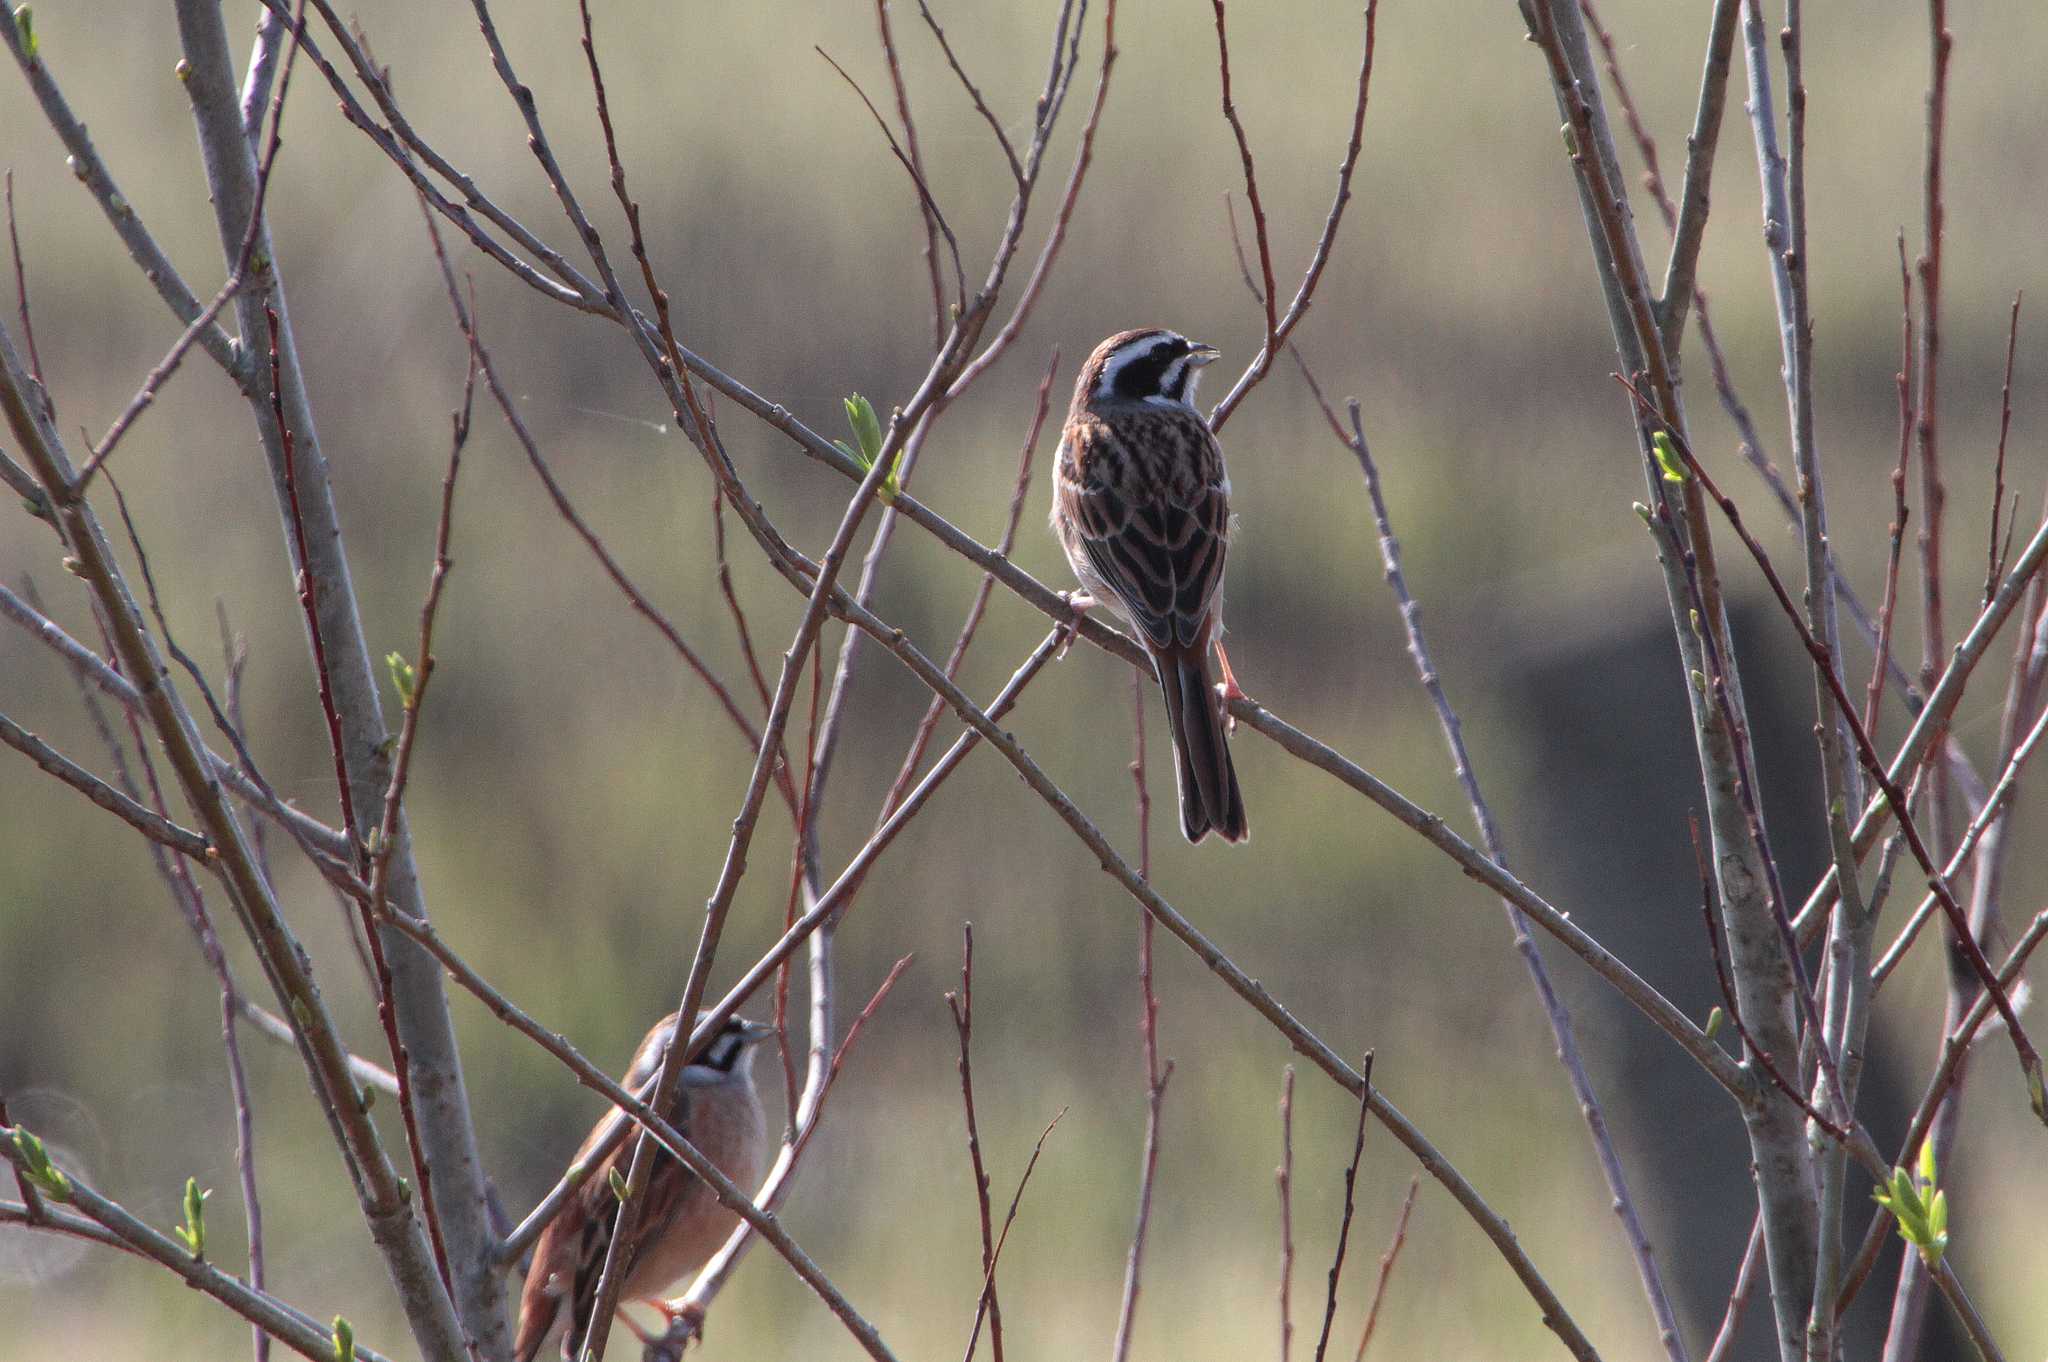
[1082,328,1221,411]
[625,1012,775,1092]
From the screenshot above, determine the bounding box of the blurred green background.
[3,1,2046,1358]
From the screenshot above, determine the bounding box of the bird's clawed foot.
[1055,591,1096,659]
[627,1298,706,1360]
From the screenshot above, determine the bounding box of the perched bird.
[514,1013,773,1362]
[1052,327,1249,844]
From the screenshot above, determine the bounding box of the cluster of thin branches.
[1,2,2043,1362]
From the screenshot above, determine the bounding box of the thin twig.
[949,925,1006,1362]
[263,306,463,1325]
[3,171,49,417]
[0,709,212,856]
[1351,1178,1417,1362]
[1209,0,1277,351]
[817,46,966,310]
[0,1174,399,1362]
[1985,294,2022,606]
[1277,1065,1296,1362]
[1871,236,1917,735]
[1208,1,1379,432]
[1310,1052,1375,1362]
[876,0,949,344]
[1331,383,1687,1361]
[914,0,1024,185]
[962,1110,1066,1362]
[1872,701,2048,985]
[1701,1217,1765,1362]
[1634,390,2045,1116]
[945,3,1117,398]
[1110,662,1172,1362]
[72,0,308,496]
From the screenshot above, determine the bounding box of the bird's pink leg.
[1214,640,1247,731]
[623,1298,706,1349]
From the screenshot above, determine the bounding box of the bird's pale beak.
[1187,342,1221,365]
[737,1020,777,1045]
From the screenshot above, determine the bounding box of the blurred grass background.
[3,0,2046,1358]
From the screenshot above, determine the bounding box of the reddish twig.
[1689,816,1849,1141]
[1701,1217,1764,1362]
[1873,701,2048,986]
[875,0,948,345]
[913,0,1024,185]
[1209,0,1277,351]
[72,0,308,495]
[1208,1,1379,432]
[1870,237,1917,734]
[874,351,1057,829]
[711,486,775,716]
[1311,1052,1376,1362]
[1985,293,2022,605]
[566,0,796,821]
[962,1109,1066,1362]
[945,5,1116,399]
[265,306,463,1324]
[1351,1177,1417,1362]
[817,46,965,309]
[948,925,1005,1362]
[4,171,49,417]
[1277,1065,1296,1362]
[1914,0,1953,709]
[368,220,476,943]
[1839,907,2048,1323]
[1111,662,1173,1362]
[1634,386,2045,1117]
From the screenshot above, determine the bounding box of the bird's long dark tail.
[1155,644,1248,844]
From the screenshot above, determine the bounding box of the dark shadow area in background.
[1518,602,1968,1362]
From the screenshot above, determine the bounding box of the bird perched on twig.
[514,1012,772,1361]
[1052,327,1249,844]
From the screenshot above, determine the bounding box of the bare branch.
[1208,1,1379,432]
[817,45,966,308]
[1310,1053,1375,1362]
[878,0,950,343]
[949,925,1006,1362]
[1985,294,2022,605]
[962,1109,1065,1362]
[1351,1178,1418,1362]
[1277,1066,1296,1362]
[0,1177,399,1362]
[0,708,212,857]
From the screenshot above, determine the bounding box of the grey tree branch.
[164,8,508,1354]
[1520,2,1817,1352]
[0,582,357,867]
[0,13,241,381]
[1732,4,1873,1353]
[0,707,213,857]
[1652,0,1740,348]
[0,321,470,1361]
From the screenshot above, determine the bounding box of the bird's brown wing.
[515,1022,691,1362]
[1056,407,1230,652]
